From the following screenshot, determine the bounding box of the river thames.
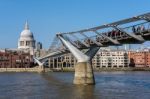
[0,71,150,99]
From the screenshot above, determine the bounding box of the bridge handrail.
[48,12,150,52]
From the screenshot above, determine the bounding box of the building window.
[26,41,30,46]
[20,41,24,46]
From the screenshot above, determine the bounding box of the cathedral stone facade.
[18,21,35,55]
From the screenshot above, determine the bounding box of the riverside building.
[92,49,129,69]
[48,53,76,69]
[128,49,150,67]
[48,48,129,69]
[0,49,33,68]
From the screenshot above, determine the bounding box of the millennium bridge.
[35,12,150,85]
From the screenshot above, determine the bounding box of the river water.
[0,71,150,99]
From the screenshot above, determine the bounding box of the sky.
[0,0,150,49]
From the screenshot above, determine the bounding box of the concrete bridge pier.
[58,35,99,85]
[38,65,45,73]
[74,61,94,84]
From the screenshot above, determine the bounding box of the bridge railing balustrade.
[121,22,150,35]
[96,35,102,42]
[77,22,150,46]
[74,40,85,48]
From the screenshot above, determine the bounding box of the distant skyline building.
[18,21,36,55]
[36,42,42,50]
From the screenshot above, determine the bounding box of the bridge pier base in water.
[38,65,45,73]
[74,62,95,85]
[33,57,45,73]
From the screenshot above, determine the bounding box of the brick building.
[0,50,34,68]
[128,50,150,67]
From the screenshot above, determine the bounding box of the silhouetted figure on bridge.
[132,26,136,33]
[140,25,145,32]
[137,26,141,33]
[132,25,146,34]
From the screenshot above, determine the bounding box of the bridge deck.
[41,12,150,60]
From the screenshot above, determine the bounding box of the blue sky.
[0,0,150,49]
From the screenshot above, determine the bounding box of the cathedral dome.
[19,21,34,40]
[20,30,33,37]
[18,21,36,50]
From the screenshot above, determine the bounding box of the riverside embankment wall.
[0,68,52,72]
[0,67,150,72]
